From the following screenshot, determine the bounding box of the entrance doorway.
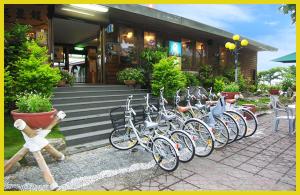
[52,17,103,84]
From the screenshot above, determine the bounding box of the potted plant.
[116,68,144,86]
[269,85,281,95]
[58,70,75,87]
[221,82,240,99]
[11,92,57,129]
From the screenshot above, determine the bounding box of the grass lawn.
[4,115,65,159]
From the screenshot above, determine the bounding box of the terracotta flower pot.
[242,104,256,120]
[124,80,136,86]
[11,109,57,129]
[221,92,240,99]
[269,89,280,95]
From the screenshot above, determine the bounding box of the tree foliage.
[279,4,296,24]
[258,67,284,85]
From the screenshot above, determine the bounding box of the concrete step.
[53,89,148,98]
[65,128,112,146]
[60,121,112,136]
[52,93,147,104]
[54,98,145,111]
[54,84,138,92]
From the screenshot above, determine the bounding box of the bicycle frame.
[125,95,179,156]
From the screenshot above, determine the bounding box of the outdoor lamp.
[229,43,236,50]
[241,39,249,47]
[225,42,231,49]
[232,34,240,41]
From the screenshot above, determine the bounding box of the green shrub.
[14,40,61,97]
[152,57,186,99]
[198,64,214,88]
[116,68,144,84]
[223,82,240,92]
[4,24,61,112]
[281,73,295,91]
[214,78,225,93]
[183,72,200,87]
[269,85,281,90]
[16,93,52,113]
[140,46,168,87]
[257,83,270,93]
[60,70,75,86]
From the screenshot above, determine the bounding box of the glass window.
[219,46,227,66]
[195,41,207,66]
[119,26,137,64]
[181,38,193,70]
[144,32,156,48]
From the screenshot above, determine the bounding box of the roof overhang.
[105,4,277,52]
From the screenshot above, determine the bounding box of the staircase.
[52,84,149,153]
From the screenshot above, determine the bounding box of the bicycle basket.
[109,107,125,131]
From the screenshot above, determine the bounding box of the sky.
[146,4,296,71]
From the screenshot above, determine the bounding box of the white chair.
[270,95,295,135]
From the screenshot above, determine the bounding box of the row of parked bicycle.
[109,87,258,172]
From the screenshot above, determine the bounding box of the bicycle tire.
[221,112,240,143]
[183,118,215,157]
[109,127,138,150]
[152,136,179,172]
[225,111,247,140]
[240,108,258,137]
[170,130,195,163]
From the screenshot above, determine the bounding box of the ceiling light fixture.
[61,8,94,16]
[70,4,109,12]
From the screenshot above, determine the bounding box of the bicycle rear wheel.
[240,108,258,137]
[226,111,247,140]
[211,117,229,148]
[221,112,239,143]
[170,130,195,163]
[152,137,179,172]
[183,119,214,157]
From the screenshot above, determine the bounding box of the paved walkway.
[5,113,296,191]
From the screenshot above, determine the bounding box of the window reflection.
[144,32,156,48]
[219,46,227,66]
[196,41,206,66]
[182,38,193,70]
[119,26,137,64]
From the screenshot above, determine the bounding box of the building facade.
[4,4,277,84]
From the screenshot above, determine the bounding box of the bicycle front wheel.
[170,130,195,163]
[183,119,214,157]
[109,127,138,150]
[152,137,179,172]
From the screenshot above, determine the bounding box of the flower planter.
[124,80,136,86]
[269,89,280,95]
[221,92,240,99]
[11,109,57,129]
[242,104,256,120]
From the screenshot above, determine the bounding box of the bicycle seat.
[177,106,190,113]
[144,121,159,129]
[225,99,236,104]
